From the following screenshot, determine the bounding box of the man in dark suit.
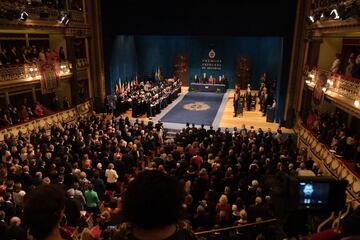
[202,73,208,84]
[194,74,200,83]
[0,193,15,224]
[0,211,8,237]
[5,216,27,240]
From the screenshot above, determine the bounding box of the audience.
[0,111,330,239]
[306,109,360,173]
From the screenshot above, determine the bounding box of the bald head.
[10,216,21,226]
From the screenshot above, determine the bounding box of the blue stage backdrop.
[104,35,284,121]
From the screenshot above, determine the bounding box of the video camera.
[287,176,347,212]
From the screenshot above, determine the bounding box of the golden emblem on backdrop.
[209,49,216,59]
[183,102,210,111]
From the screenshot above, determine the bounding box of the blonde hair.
[80,228,93,240]
[219,194,228,205]
[240,209,247,220]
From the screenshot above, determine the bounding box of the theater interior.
[0,0,360,240]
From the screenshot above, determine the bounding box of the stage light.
[308,15,315,23]
[19,11,28,21]
[330,9,340,19]
[327,79,333,85]
[355,100,360,108]
[59,13,70,26]
[322,87,327,92]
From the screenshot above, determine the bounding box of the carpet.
[160,92,225,126]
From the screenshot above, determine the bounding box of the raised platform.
[190,83,226,93]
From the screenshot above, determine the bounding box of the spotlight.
[355,100,360,108]
[19,11,28,21]
[308,15,315,23]
[330,9,340,19]
[59,13,70,26]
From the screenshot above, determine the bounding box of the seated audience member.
[330,53,341,73]
[19,105,29,122]
[113,170,197,240]
[351,54,360,79]
[23,184,66,240]
[63,96,71,109]
[5,216,26,240]
[0,210,7,237]
[34,102,44,117]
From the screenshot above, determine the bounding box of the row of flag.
[114,66,162,93]
[115,77,138,94]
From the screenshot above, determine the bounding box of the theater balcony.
[295,121,360,205]
[306,0,360,36]
[0,61,72,90]
[0,0,89,32]
[303,69,360,118]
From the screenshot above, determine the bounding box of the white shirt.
[105,169,118,183]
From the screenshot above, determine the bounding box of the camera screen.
[298,182,330,206]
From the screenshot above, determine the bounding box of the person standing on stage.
[246,84,252,111]
[221,75,226,85]
[194,74,200,83]
[262,87,269,116]
[233,86,240,117]
[259,82,265,112]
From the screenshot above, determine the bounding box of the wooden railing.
[0,100,92,142]
[0,61,72,83]
[194,219,277,238]
[76,58,89,68]
[295,121,360,205]
[305,68,360,101]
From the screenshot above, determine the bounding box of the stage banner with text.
[201,48,223,77]
[39,63,60,94]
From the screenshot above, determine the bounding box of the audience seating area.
[305,109,360,174]
[1,105,342,239]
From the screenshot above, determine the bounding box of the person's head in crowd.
[219,194,228,206]
[122,170,184,230]
[24,184,66,240]
[10,216,21,226]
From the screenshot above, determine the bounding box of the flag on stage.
[154,66,161,82]
[117,77,122,93]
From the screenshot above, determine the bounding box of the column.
[85,38,93,98]
[88,0,106,104]
[32,87,37,103]
[5,92,9,105]
[66,36,80,104]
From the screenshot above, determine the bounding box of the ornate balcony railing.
[76,58,89,68]
[0,100,92,142]
[295,121,360,203]
[304,68,360,106]
[0,61,72,83]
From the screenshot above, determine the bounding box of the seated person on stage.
[209,75,213,84]
[221,74,226,85]
[202,73,208,84]
[194,74,200,83]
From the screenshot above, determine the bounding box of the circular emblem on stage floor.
[183,102,210,111]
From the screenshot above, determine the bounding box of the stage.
[120,87,293,133]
